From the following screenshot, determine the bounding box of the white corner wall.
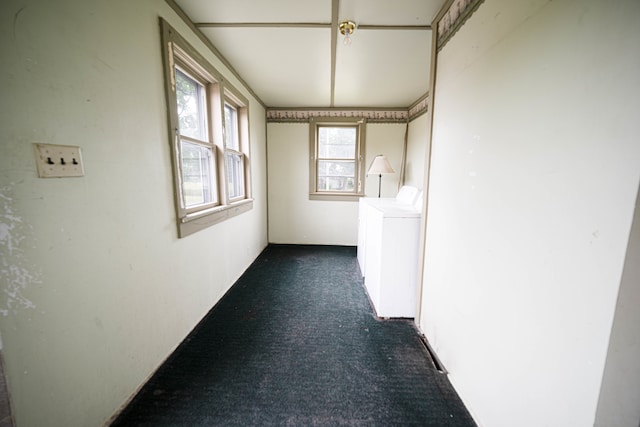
[404,113,429,190]
[419,0,640,426]
[0,0,268,425]
[267,122,406,245]
[595,184,640,427]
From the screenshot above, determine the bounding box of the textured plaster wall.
[0,0,268,425]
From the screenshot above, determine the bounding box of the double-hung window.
[309,118,366,201]
[175,67,218,209]
[161,20,252,237]
[224,100,246,201]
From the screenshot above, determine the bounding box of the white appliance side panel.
[357,199,368,275]
[364,208,384,309]
[376,216,421,317]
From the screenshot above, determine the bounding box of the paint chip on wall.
[0,187,39,316]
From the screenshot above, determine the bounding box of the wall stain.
[12,6,26,40]
[0,186,39,316]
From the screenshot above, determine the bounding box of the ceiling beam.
[330,0,339,108]
[195,22,331,28]
[194,23,431,30]
[164,0,266,107]
[358,25,431,30]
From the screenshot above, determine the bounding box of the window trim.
[309,117,366,201]
[161,19,253,237]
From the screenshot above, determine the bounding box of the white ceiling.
[173,0,443,108]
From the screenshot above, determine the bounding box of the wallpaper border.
[267,101,428,123]
[437,0,485,51]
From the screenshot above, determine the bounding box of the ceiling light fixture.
[339,20,356,46]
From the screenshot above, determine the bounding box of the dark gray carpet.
[111,244,476,426]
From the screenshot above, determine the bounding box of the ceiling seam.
[193,23,431,30]
[330,0,339,108]
[173,0,434,109]
[195,23,332,28]
[358,25,432,30]
[164,0,266,108]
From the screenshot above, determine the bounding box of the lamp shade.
[367,155,395,175]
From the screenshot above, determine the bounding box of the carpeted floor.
[111,244,476,426]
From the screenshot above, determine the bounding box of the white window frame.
[161,20,252,237]
[309,118,366,201]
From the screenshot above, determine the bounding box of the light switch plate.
[34,143,85,178]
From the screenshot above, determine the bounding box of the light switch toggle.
[34,143,85,178]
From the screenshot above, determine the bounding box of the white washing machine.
[357,187,422,318]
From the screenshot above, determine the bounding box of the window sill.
[309,192,363,202]
[179,198,253,237]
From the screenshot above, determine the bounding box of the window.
[175,67,218,209]
[224,101,246,201]
[161,20,252,237]
[309,118,366,200]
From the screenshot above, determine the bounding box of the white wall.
[267,122,406,245]
[419,0,640,426]
[0,0,268,425]
[595,184,640,427]
[404,113,429,190]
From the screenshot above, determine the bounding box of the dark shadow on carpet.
[111,244,476,426]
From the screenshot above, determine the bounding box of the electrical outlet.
[33,143,85,178]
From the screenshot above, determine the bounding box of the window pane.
[318,127,356,159]
[181,139,215,207]
[225,152,245,199]
[224,104,239,151]
[175,68,207,140]
[317,160,355,192]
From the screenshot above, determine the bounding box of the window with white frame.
[161,20,252,237]
[309,118,366,200]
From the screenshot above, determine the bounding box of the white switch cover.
[34,143,85,178]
